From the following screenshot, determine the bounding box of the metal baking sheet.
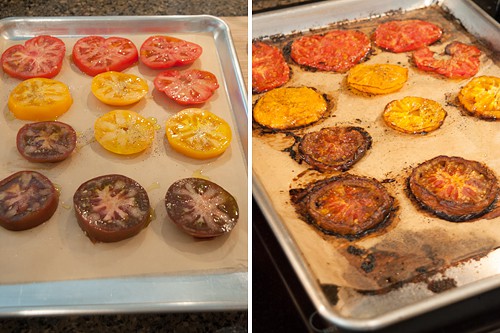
[0,15,248,315]
[253,0,499,329]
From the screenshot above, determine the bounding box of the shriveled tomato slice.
[413,42,481,79]
[165,108,232,159]
[458,76,500,120]
[16,121,77,163]
[1,35,66,80]
[91,71,149,106]
[347,64,408,95]
[140,36,202,69]
[373,20,442,53]
[165,177,239,238]
[72,36,138,76]
[94,110,156,155]
[252,41,290,94]
[290,30,371,72]
[154,69,219,105]
[0,171,59,231]
[8,78,73,121]
[383,96,447,134]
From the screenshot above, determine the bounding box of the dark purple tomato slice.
[0,171,59,231]
[165,178,239,238]
[16,121,77,163]
[73,174,151,243]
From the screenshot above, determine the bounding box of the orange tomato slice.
[383,96,447,134]
[94,110,156,155]
[458,76,500,120]
[91,71,149,106]
[8,78,73,121]
[347,64,408,95]
[165,108,232,159]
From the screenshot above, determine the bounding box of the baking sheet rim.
[0,14,248,314]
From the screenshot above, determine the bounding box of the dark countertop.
[0,0,247,332]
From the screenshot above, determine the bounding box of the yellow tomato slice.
[383,96,447,134]
[8,78,73,121]
[165,108,232,159]
[458,76,500,120]
[347,64,408,95]
[253,87,329,130]
[94,110,156,155]
[91,71,149,106]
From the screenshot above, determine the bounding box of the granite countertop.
[0,0,247,332]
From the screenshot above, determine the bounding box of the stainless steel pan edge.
[0,15,248,315]
[252,0,500,329]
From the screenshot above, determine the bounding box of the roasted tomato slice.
[94,110,156,155]
[0,171,58,231]
[165,108,232,159]
[73,174,151,243]
[91,71,149,106]
[252,41,290,94]
[383,96,447,134]
[139,36,202,69]
[16,121,77,163]
[290,30,371,72]
[413,41,481,79]
[8,78,73,121]
[290,175,394,238]
[408,156,498,222]
[347,64,408,95]
[373,20,442,53]
[154,69,219,105]
[299,127,372,172]
[165,177,239,238]
[458,76,500,120]
[1,35,66,80]
[72,36,138,76]
[253,86,329,130]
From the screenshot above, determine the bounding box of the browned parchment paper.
[253,6,499,291]
[0,30,248,284]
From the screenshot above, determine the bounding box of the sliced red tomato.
[140,36,202,69]
[1,35,66,80]
[290,30,371,72]
[154,69,219,105]
[72,36,138,76]
[373,20,442,53]
[252,41,290,94]
[413,42,481,79]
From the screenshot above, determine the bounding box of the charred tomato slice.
[373,20,442,53]
[16,121,77,163]
[298,126,372,172]
[73,174,151,243]
[291,175,394,238]
[165,178,239,238]
[0,171,59,231]
[252,41,290,94]
[408,156,498,222]
[290,30,371,72]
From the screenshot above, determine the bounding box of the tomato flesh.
[1,35,66,80]
[252,41,290,94]
[140,36,202,69]
[154,69,219,105]
[72,36,138,76]
[373,20,442,53]
[91,71,149,106]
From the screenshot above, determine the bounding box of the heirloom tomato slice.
[1,35,66,80]
[94,110,156,155]
[72,36,138,76]
[373,20,442,53]
[140,36,202,69]
[154,69,219,105]
[8,78,73,121]
[458,76,500,120]
[165,108,232,159]
[347,64,408,95]
[91,71,149,106]
[252,41,290,94]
